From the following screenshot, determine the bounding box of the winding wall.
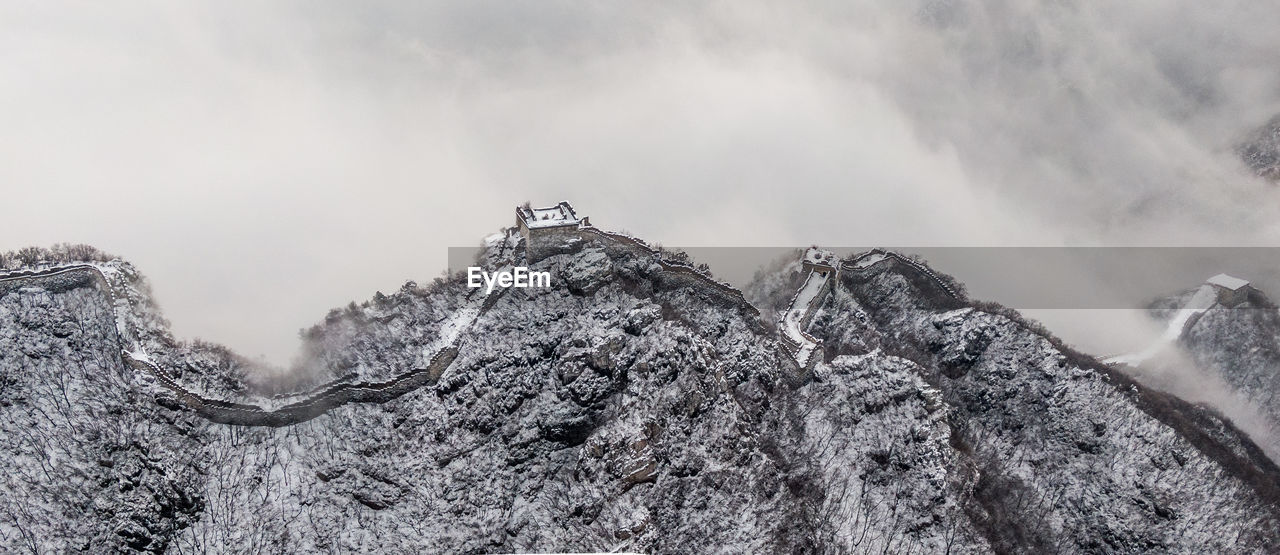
[2,234,885,426]
[0,264,482,427]
[842,249,959,299]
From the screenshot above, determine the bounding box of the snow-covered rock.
[1239,113,1280,181]
[1,237,1278,553]
[1130,279,1280,461]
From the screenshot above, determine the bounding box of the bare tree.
[17,246,43,266]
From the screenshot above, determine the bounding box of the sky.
[4,1,1280,364]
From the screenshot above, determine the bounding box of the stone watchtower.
[515,201,587,262]
[1207,273,1252,307]
[802,247,837,276]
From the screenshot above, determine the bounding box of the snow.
[5,227,1280,552]
[804,247,836,267]
[422,307,479,367]
[850,252,887,269]
[781,270,829,365]
[1106,284,1218,366]
[1208,273,1249,291]
[421,265,511,377]
[125,347,151,364]
[520,202,581,229]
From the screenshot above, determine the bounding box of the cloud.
[3,1,1280,363]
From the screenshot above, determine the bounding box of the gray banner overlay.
[449,247,1280,309]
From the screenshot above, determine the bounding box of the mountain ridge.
[2,224,1280,552]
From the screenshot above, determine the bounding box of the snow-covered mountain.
[2,226,1279,553]
[1240,114,1280,181]
[1115,276,1280,462]
[1174,293,1280,436]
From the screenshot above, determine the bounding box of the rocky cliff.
[1,230,1278,553]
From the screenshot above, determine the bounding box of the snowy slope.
[1239,113,1280,180]
[1106,284,1218,366]
[810,255,1280,552]
[1,236,1279,552]
[780,269,828,366]
[1134,279,1280,461]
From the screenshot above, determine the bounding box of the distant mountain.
[1239,114,1280,180]
[2,218,1279,553]
[1117,276,1280,461]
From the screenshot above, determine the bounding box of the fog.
[4,1,1280,365]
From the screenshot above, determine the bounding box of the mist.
[4,1,1280,364]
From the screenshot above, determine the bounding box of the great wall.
[1,206,964,427]
[776,247,961,369]
[842,249,960,299]
[575,225,761,318]
[0,263,480,427]
[777,251,833,369]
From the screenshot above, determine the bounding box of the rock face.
[1142,283,1280,460]
[1181,306,1280,429]
[818,264,1280,552]
[2,233,1279,553]
[1239,113,1280,181]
